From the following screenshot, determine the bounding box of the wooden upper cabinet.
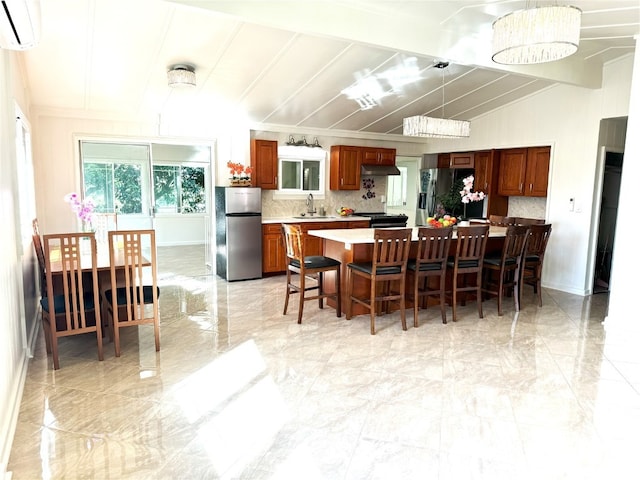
[330,145,361,190]
[361,147,396,165]
[438,152,474,168]
[525,146,550,196]
[250,139,278,189]
[474,150,508,217]
[437,153,450,168]
[498,146,550,197]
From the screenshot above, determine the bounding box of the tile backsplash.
[261,176,388,217]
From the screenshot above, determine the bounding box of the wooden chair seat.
[407,226,453,326]
[102,229,160,357]
[523,223,553,306]
[346,228,412,334]
[446,225,490,322]
[282,224,342,324]
[482,224,531,316]
[41,232,103,369]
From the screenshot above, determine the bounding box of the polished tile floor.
[7,245,640,479]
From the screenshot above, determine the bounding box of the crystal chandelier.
[403,62,470,139]
[167,64,196,87]
[492,5,582,65]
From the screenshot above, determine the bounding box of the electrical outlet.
[569,197,575,212]
[380,195,386,203]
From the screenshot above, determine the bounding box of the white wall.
[0,51,31,478]
[425,54,634,295]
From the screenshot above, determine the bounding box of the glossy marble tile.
[7,246,639,479]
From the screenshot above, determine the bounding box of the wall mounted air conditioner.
[0,0,41,50]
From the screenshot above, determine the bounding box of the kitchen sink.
[293,215,334,219]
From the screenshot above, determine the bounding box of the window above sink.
[276,145,326,197]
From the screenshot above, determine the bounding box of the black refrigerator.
[215,186,262,281]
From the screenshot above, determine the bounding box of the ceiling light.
[167,64,196,87]
[492,5,582,65]
[403,62,470,139]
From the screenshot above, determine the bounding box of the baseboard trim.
[0,348,30,480]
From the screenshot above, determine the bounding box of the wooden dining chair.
[282,223,342,324]
[447,224,490,322]
[32,218,46,298]
[41,232,103,369]
[103,229,160,357]
[346,228,412,335]
[489,215,516,226]
[514,217,545,226]
[407,226,453,326]
[482,224,530,315]
[523,223,553,306]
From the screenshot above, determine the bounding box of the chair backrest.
[32,219,47,296]
[515,217,545,226]
[454,225,490,264]
[42,232,100,333]
[415,226,453,267]
[527,223,552,257]
[501,224,531,264]
[282,224,304,262]
[489,215,516,226]
[107,229,158,321]
[371,228,413,272]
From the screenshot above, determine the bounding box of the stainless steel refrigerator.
[215,186,262,281]
[416,166,487,225]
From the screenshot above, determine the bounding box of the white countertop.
[307,226,507,245]
[262,215,370,224]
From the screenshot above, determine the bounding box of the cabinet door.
[437,153,451,168]
[251,139,278,189]
[361,147,396,165]
[347,220,370,228]
[525,146,550,197]
[330,146,361,190]
[498,148,527,196]
[361,148,380,165]
[473,151,490,192]
[262,224,286,273]
[450,152,474,168]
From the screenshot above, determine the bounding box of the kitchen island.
[308,226,507,316]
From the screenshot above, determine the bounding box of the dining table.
[307,226,507,316]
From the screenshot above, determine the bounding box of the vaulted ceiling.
[20,0,640,137]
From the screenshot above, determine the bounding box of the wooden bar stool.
[523,223,553,306]
[282,224,342,324]
[447,225,490,322]
[346,228,412,335]
[407,226,453,326]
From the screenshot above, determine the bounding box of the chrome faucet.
[306,193,316,215]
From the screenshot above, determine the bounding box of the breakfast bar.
[308,226,507,316]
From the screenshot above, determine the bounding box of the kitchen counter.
[306,226,507,316]
[262,215,370,224]
[308,226,507,245]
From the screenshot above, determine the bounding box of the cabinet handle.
[529,183,533,192]
[520,183,523,191]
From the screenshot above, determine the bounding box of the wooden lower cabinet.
[262,224,287,273]
[262,220,371,274]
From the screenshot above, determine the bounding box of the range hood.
[360,164,401,176]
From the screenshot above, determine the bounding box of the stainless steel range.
[359,212,409,228]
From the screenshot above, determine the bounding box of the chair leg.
[346,269,353,320]
[497,270,504,316]
[318,272,324,309]
[50,328,60,370]
[42,316,52,354]
[298,273,305,324]
[113,313,121,358]
[335,266,342,318]
[476,271,484,319]
[399,277,407,331]
[283,270,291,315]
[452,275,458,322]
[413,274,419,328]
[439,275,447,324]
[370,279,377,335]
[536,266,543,306]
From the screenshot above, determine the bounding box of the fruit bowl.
[337,207,355,216]
[426,215,457,228]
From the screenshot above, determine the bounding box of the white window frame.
[276,145,326,197]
